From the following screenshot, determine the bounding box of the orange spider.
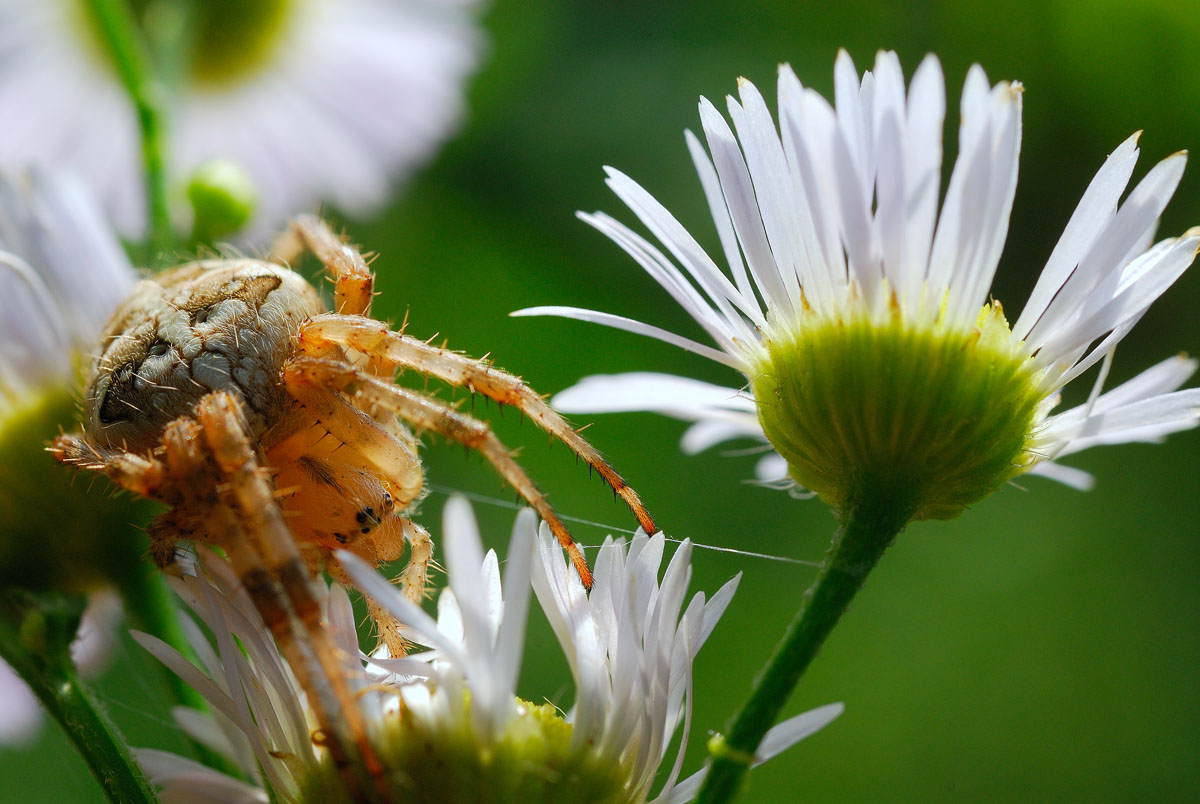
[51,216,655,802]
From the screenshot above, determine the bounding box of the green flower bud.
[186,159,258,243]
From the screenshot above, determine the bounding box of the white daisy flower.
[515,50,1200,519]
[0,171,135,744]
[138,498,841,804]
[348,498,843,804]
[0,0,484,239]
[0,170,136,413]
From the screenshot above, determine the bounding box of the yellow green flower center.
[80,0,296,88]
[750,302,1045,521]
[298,698,630,804]
[0,388,152,591]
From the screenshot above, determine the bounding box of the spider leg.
[50,433,174,502]
[326,519,431,658]
[286,357,596,588]
[268,214,374,316]
[275,370,425,507]
[300,315,659,538]
[189,392,391,803]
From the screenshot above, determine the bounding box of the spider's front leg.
[269,214,374,316]
[299,315,659,538]
[50,434,174,501]
[326,517,432,657]
[51,434,188,566]
[187,392,391,803]
[285,357,596,588]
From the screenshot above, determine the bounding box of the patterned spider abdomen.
[84,260,321,451]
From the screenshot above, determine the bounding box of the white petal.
[579,208,748,352]
[902,54,946,299]
[1014,133,1141,340]
[1026,461,1096,491]
[511,305,748,370]
[134,749,268,804]
[552,372,755,417]
[685,129,760,316]
[337,551,468,669]
[604,166,766,337]
[698,96,793,315]
[756,702,845,761]
[1035,235,1200,364]
[777,65,844,304]
[0,660,41,746]
[1026,153,1187,349]
[755,452,791,482]
[491,508,536,730]
[680,417,768,454]
[1046,388,1200,457]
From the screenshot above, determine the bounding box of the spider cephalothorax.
[53,216,656,802]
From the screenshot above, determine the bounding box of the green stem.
[0,594,160,804]
[82,0,174,265]
[695,495,912,804]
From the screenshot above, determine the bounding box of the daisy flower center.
[751,296,1045,520]
[79,0,296,87]
[295,697,628,804]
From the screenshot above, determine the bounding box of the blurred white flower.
[0,170,136,412]
[516,51,1200,512]
[0,0,484,239]
[0,171,134,745]
[136,498,842,803]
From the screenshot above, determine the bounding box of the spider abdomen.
[84,259,323,451]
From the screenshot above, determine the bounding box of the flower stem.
[82,0,174,266]
[0,591,159,804]
[695,494,911,804]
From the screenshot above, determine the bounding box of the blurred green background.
[4,0,1200,801]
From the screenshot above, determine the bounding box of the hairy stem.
[695,495,911,804]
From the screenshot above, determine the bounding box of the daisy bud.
[186,159,258,243]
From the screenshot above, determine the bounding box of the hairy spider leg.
[300,315,658,532]
[269,214,374,317]
[325,517,432,656]
[285,357,596,588]
[190,392,394,803]
[52,423,385,802]
[157,416,366,793]
[50,435,169,498]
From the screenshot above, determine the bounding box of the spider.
[51,216,656,801]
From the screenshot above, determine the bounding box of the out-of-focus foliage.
[2,1,1196,801]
